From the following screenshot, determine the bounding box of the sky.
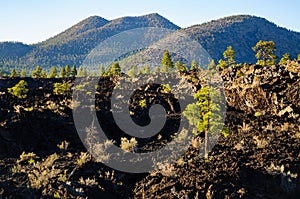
[0,0,299,44]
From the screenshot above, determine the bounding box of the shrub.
[161,84,171,93]
[139,99,147,108]
[53,81,72,95]
[236,70,244,77]
[76,152,91,167]
[8,80,29,99]
[120,137,137,152]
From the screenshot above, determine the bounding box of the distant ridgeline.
[0,14,300,75]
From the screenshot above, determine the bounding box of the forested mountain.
[0,14,300,72]
[183,15,300,63]
[0,13,180,72]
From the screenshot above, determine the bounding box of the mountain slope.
[1,14,300,72]
[20,13,180,69]
[38,16,110,47]
[183,15,300,63]
[0,42,34,59]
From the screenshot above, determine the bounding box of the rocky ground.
[0,62,299,198]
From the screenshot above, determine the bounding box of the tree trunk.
[204,130,209,159]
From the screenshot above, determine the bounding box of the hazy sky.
[0,0,299,44]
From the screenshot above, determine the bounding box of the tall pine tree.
[161,50,174,72]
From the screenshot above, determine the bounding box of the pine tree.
[10,69,17,77]
[109,62,121,76]
[223,46,236,66]
[32,66,42,78]
[161,50,174,72]
[41,71,47,78]
[49,66,58,78]
[252,40,277,66]
[20,69,27,77]
[175,61,187,73]
[71,66,77,77]
[65,64,71,77]
[78,66,87,77]
[183,86,224,158]
[60,67,67,78]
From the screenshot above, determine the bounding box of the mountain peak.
[109,13,180,30]
[78,15,109,28]
[39,15,109,46]
[143,13,164,18]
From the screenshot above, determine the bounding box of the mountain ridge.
[183,14,300,63]
[0,13,299,72]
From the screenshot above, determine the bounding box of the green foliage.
[142,65,151,75]
[99,66,105,76]
[10,69,17,77]
[208,60,216,70]
[161,84,171,93]
[105,62,121,76]
[31,66,42,78]
[190,60,198,70]
[20,69,27,77]
[161,50,174,72]
[53,81,72,95]
[217,46,236,69]
[139,99,147,108]
[236,70,244,77]
[182,103,200,132]
[194,86,223,134]
[78,66,87,77]
[111,62,121,75]
[222,127,230,137]
[71,65,77,77]
[153,66,160,74]
[252,40,277,66]
[217,59,227,70]
[183,86,224,157]
[48,66,58,78]
[127,65,137,78]
[41,71,47,78]
[279,53,291,65]
[59,67,67,78]
[298,54,300,62]
[65,65,71,77]
[8,80,29,99]
[184,86,223,135]
[223,46,236,66]
[175,61,187,73]
[254,111,265,117]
